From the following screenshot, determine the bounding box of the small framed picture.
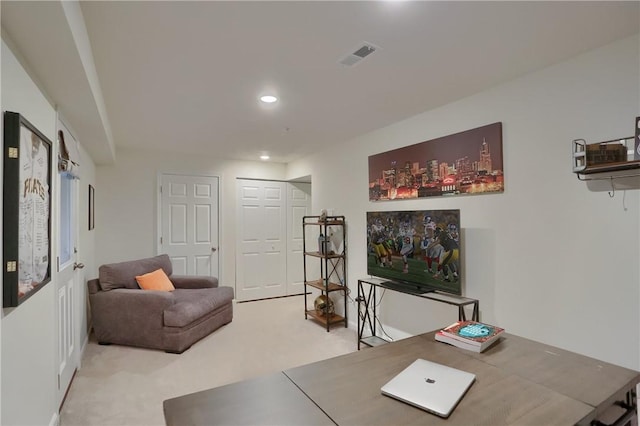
[88,184,95,230]
[635,116,639,160]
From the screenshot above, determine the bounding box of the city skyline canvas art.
[369,122,504,201]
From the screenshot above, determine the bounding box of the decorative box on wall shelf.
[302,215,347,331]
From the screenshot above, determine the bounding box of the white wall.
[78,143,97,352]
[1,40,58,426]
[1,38,99,425]
[96,148,287,290]
[288,34,640,369]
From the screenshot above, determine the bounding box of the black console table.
[357,277,479,350]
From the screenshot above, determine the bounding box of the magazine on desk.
[435,320,504,352]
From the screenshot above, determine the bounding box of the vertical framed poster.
[3,111,52,308]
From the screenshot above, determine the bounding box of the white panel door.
[236,179,286,301]
[160,174,219,277]
[286,183,312,296]
[56,273,75,405]
[55,120,80,408]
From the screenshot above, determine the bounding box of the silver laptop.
[381,358,476,418]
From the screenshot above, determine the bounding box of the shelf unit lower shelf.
[305,310,346,327]
[359,336,391,348]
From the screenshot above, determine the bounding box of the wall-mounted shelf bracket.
[572,138,640,191]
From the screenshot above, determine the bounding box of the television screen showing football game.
[366,209,461,295]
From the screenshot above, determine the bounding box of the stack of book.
[435,320,504,353]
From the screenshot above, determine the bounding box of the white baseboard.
[78,333,89,369]
[348,318,414,344]
[49,411,59,426]
[379,324,414,342]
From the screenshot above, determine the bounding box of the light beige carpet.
[60,295,357,426]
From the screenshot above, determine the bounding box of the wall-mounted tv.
[366,209,461,295]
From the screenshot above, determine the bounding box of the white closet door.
[236,179,286,301]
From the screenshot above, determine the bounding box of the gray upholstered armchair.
[87,254,233,353]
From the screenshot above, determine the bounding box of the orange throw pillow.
[135,268,175,291]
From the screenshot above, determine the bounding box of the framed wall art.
[3,111,53,308]
[88,184,95,230]
[369,122,504,201]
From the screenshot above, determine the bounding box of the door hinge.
[160,185,163,193]
[57,374,60,390]
[160,237,163,244]
[57,257,60,272]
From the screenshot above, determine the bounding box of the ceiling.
[3,1,639,164]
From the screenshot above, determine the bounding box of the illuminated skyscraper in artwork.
[427,159,439,181]
[381,161,397,187]
[479,138,493,172]
[455,156,472,176]
[439,162,449,179]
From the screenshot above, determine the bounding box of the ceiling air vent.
[339,42,379,67]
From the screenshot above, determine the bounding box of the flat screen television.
[367,209,461,295]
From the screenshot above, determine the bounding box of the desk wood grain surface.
[285,332,640,425]
[163,372,333,426]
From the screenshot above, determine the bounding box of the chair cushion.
[164,287,234,328]
[99,254,173,291]
[136,268,175,291]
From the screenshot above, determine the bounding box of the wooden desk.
[286,333,639,425]
[163,372,333,426]
[164,332,640,425]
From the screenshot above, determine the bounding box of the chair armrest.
[90,289,175,345]
[170,275,218,289]
[87,278,101,294]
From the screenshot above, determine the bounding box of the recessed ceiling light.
[260,95,278,103]
[260,155,270,160]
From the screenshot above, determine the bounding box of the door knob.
[73,262,85,270]
[211,247,217,253]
